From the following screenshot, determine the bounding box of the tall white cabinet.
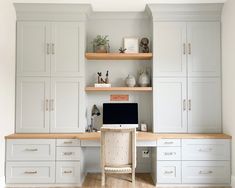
[15,4,90,133]
[150,4,223,133]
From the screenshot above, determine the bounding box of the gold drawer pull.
[164,152,176,156]
[64,170,73,174]
[164,141,174,144]
[64,141,73,144]
[198,148,212,152]
[24,171,37,174]
[25,148,38,152]
[164,171,174,174]
[199,170,213,175]
[63,152,73,155]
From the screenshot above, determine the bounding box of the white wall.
[222,0,235,187]
[0,0,16,185]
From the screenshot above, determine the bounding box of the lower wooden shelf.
[85,87,152,92]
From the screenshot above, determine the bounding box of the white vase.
[125,75,136,87]
[138,71,150,87]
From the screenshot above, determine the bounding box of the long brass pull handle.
[64,141,73,144]
[50,99,54,111]
[198,148,212,152]
[46,43,50,55]
[51,43,55,55]
[24,171,37,174]
[164,152,176,156]
[188,43,191,55]
[63,152,73,155]
[199,170,213,175]
[64,170,73,174]
[183,43,186,55]
[45,99,49,111]
[183,99,186,111]
[25,148,38,152]
[164,171,174,174]
[164,141,174,145]
[188,100,191,111]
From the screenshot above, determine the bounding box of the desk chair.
[101,127,136,187]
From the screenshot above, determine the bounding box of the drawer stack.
[156,139,231,185]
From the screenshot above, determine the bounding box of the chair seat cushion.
[104,166,132,173]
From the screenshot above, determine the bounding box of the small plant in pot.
[92,35,110,53]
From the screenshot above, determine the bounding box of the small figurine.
[105,71,109,84]
[97,72,102,83]
[119,47,127,53]
[97,71,109,84]
[140,37,150,53]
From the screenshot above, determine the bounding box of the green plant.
[92,35,109,46]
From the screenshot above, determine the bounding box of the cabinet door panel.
[154,22,187,77]
[16,77,50,133]
[17,22,50,76]
[187,22,221,77]
[153,78,187,133]
[51,22,85,77]
[188,78,221,133]
[50,78,84,132]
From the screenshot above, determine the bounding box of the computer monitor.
[102,103,138,128]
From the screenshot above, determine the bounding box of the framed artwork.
[124,37,139,53]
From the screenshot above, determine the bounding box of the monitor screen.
[103,103,138,125]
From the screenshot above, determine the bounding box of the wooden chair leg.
[102,170,105,186]
[132,170,135,187]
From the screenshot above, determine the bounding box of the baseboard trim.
[231,175,235,188]
[0,176,5,188]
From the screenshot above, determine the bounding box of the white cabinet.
[154,22,187,77]
[16,77,85,133]
[17,22,50,77]
[17,21,85,77]
[50,78,84,133]
[187,22,221,77]
[153,78,187,133]
[51,22,85,77]
[16,77,50,133]
[153,22,221,77]
[188,78,221,133]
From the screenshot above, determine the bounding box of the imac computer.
[102,103,138,128]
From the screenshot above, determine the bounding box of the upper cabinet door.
[51,22,85,77]
[17,22,50,76]
[153,78,187,133]
[50,78,85,133]
[16,77,50,133]
[187,22,221,77]
[188,78,221,133]
[154,22,187,77]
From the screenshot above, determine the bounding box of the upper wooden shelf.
[85,87,152,92]
[85,53,153,60]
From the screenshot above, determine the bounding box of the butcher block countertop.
[5,132,232,140]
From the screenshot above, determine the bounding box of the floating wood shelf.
[85,53,153,60]
[85,87,153,92]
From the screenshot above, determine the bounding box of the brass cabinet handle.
[188,100,192,111]
[183,43,186,55]
[63,170,73,174]
[64,141,73,144]
[25,148,38,152]
[183,99,186,111]
[24,171,37,174]
[63,152,73,155]
[50,99,54,111]
[164,141,174,145]
[45,99,49,111]
[46,43,50,55]
[164,152,176,156]
[164,171,174,174]
[198,148,212,152]
[51,43,55,54]
[199,170,213,175]
[188,43,191,55]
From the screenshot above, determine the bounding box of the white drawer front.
[56,147,80,161]
[157,147,181,161]
[7,139,55,161]
[157,161,181,184]
[56,139,81,147]
[137,141,157,147]
[182,139,230,160]
[56,161,80,183]
[157,139,181,147]
[182,161,230,184]
[6,162,55,183]
[81,140,100,147]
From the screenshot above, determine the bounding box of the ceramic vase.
[138,71,150,87]
[125,75,136,87]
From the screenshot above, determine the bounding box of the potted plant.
[92,35,110,53]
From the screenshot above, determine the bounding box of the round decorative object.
[125,75,136,87]
[138,71,150,87]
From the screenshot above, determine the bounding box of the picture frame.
[124,37,139,53]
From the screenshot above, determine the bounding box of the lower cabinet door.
[157,161,181,184]
[56,161,80,183]
[182,161,230,184]
[56,147,81,161]
[6,162,55,183]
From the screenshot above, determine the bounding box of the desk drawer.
[182,161,230,184]
[7,139,55,161]
[182,139,230,160]
[157,147,181,161]
[56,161,80,183]
[157,161,181,184]
[6,162,55,183]
[56,147,80,161]
[157,139,181,147]
[56,139,80,147]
